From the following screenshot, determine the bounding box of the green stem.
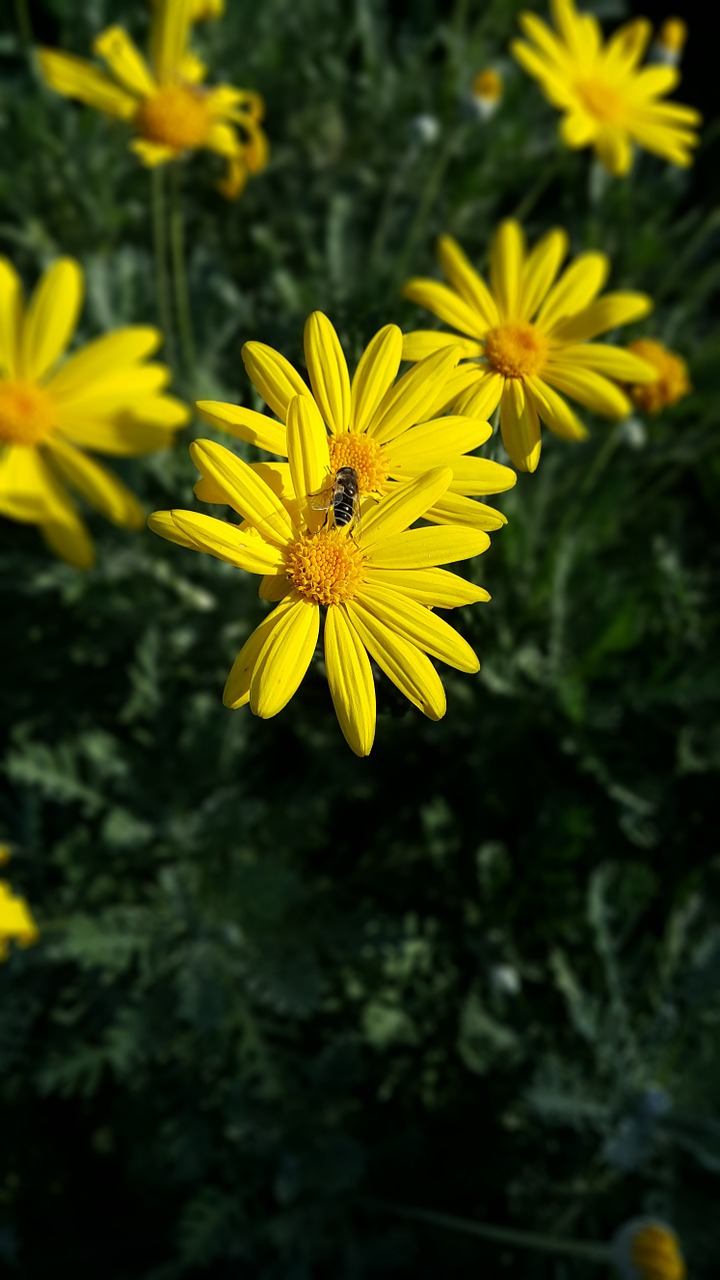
[13,0,34,47]
[510,154,561,226]
[391,133,458,293]
[363,1201,612,1264]
[151,167,176,374]
[168,163,196,387]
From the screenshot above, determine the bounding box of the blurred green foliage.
[1,0,720,1275]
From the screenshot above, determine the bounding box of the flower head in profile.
[612,1218,686,1280]
[0,256,188,567]
[39,0,267,199]
[198,312,516,532]
[0,849,38,961]
[402,221,657,472]
[652,18,688,69]
[626,339,690,415]
[149,407,491,756]
[511,0,700,175]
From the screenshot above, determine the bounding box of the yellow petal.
[559,344,660,383]
[543,362,631,417]
[258,573,291,601]
[189,439,295,546]
[324,606,376,756]
[52,362,170,411]
[285,394,331,532]
[387,415,492,470]
[595,128,633,177]
[223,596,297,708]
[250,597,319,718]
[500,378,541,473]
[0,444,53,523]
[401,330,483,362]
[129,139,176,167]
[521,228,568,321]
[45,436,144,528]
[38,49,138,119]
[350,324,403,434]
[345,600,446,720]
[368,524,491,568]
[303,312,351,434]
[440,455,517,496]
[367,348,460,445]
[423,492,507,531]
[148,509,203,551]
[551,292,652,343]
[368,567,490,608]
[537,253,609,331]
[453,371,504,421]
[149,0,192,84]
[359,467,451,550]
[46,327,161,398]
[0,257,24,378]
[196,400,288,455]
[527,376,588,442]
[20,258,83,383]
[193,475,228,505]
[241,341,310,421]
[169,510,285,573]
[359,583,479,672]
[402,278,485,339]
[40,505,95,569]
[93,26,157,97]
[55,415,178,456]
[489,220,525,321]
[436,236,499,328]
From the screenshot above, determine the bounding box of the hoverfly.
[310,466,361,532]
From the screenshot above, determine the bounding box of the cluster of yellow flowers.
[0,0,701,763]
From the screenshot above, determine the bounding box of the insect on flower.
[310,465,361,531]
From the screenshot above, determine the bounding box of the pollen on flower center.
[576,78,625,125]
[484,322,547,379]
[0,381,56,446]
[135,85,211,150]
[329,432,387,494]
[285,528,366,607]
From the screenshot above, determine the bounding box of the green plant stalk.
[364,1201,612,1263]
[151,167,176,374]
[13,0,34,47]
[169,163,196,386]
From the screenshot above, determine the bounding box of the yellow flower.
[471,68,503,119]
[402,221,657,472]
[612,1219,686,1280]
[39,0,267,200]
[626,339,690,414]
[654,18,687,67]
[0,880,38,961]
[511,0,701,175]
[0,255,189,568]
[149,414,491,756]
[197,312,516,533]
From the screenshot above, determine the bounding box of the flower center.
[0,381,56,446]
[329,432,387,495]
[484,322,547,379]
[285,527,366,607]
[472,69,502,102]
[575,78,624,125]
[135,86,211,150]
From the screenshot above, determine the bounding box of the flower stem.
[151,167,176,374]
[168,162,196,389]
[363,1201,612,1264]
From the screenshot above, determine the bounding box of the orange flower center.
[329,432,387,494]
[0,381,56,446]
[285,527,365,607]
[484,322,547,379]
[472,69,502,102]
[135,86,211,150]
[630,1225,685,1280]
[576,78,625,125]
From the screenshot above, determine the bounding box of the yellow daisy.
[149,408,492,756]
[626,339,690,414]
[511,0,701,175]
[1,879,38,961]
[402,221,658,472]
[39,0,267,200]
[612,1219,686,1280]
[0,255,189,568]
[197,312,516,532]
